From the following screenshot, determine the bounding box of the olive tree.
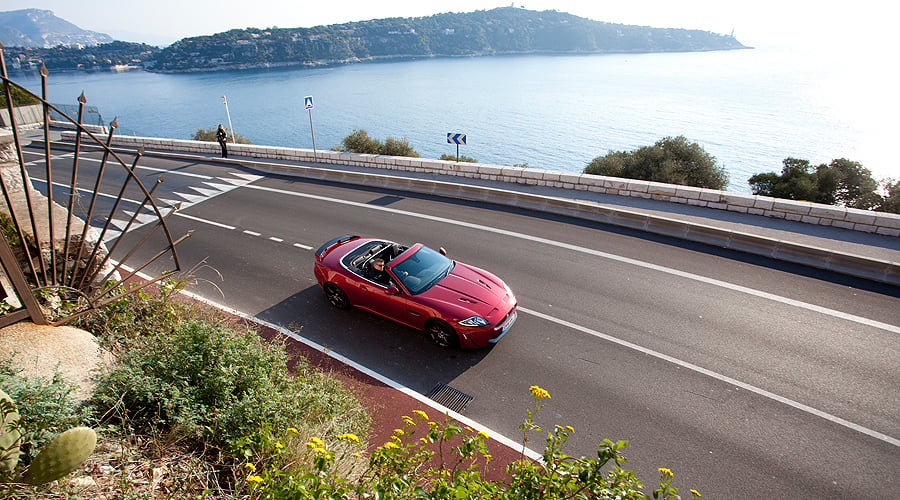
[585,136,728,190]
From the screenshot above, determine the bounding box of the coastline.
[7,46,752,75]
[149,46,753,74]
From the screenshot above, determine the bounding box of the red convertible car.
[313,235,517,348]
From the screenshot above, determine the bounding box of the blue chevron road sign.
[447,133,466,145]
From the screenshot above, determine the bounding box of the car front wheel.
[426,319,459,348]
[323,283,350,309]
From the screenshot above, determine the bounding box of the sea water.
[12,46,896,193]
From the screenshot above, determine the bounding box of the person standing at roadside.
[216,124,228,158]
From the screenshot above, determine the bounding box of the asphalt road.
[22,148,900,499]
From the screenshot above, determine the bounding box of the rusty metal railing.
[0,44,190,326]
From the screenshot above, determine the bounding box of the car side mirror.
[439,247,447,256]
[385,285,401,295]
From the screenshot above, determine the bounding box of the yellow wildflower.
[419,438,428,444]
[339,432,360,443]
[478,431,489,440]
[315,447,328,454]
[464,426,473,432]
[691,490,701,497]
[287,427,299,435]
[383,442,400,450]
[529,385,550,399]
[483,454,492,461]
[353,452,361,458]
[244,463,256,472]
[246,475,263,484]
[394,428,405,436]
[566,426,574,432]
[273,442,284,449]
[659,468,673,477]
[413,410,429,421]
[308,437,324,446]
[402,415,415,426]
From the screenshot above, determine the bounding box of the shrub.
[0,356,83,466]
[72,281,188,352]
[334,129,420,157]
[335,129,382,154]
[236,386,697,499]
[88,319,369,454]
[381,136,420,157]
[585,136,727,190]
[0,86,40,108]
[440,153,477,163]
[191,126,252,144]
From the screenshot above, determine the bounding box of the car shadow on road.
[254,285,495,396]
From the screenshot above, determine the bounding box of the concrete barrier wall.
[0,104,43,127]
[59,131,900,238]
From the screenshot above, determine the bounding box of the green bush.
[191,126,252,144]
[381,136,420,157]
[0,356,83,467]
[333,129,420,157]
[88,319,368,453]
[585,136,728,190]
[335,129,382,154]
[0,86,40,108]
[72,281,187,352]
[236,386,698,499]
[440,153,478,163]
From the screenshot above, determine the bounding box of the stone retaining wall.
[60,131,900,237]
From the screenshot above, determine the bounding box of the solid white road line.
[519,306,899,448]
[245,184,900,335]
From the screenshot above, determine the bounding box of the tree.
[830,158,880,209]
[748,157,883,209]
[584,136,728,190]
[878,179,900,214]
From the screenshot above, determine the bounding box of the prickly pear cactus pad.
[0,389,21,474]
[22,427,96,485]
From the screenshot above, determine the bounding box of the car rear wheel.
[426,319,460,348]
[323,283,350,309]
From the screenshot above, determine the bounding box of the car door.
[352,275,410,326]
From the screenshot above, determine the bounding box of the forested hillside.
[153,7,746,72]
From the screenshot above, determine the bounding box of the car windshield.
[390,246,454,295]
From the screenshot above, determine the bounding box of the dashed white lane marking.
[269,237,284,243]
[519,306,899,448]
[243,230,261,237]
[169,188,900,447]
[245,184,900,335]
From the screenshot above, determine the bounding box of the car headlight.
[458,316,489,327]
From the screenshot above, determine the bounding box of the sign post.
[220,95,235,143]
[447,133,467,161]
[304,95,317,162]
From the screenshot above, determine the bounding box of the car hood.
[419,262,511,317]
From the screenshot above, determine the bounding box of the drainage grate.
[426,383,474,413]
